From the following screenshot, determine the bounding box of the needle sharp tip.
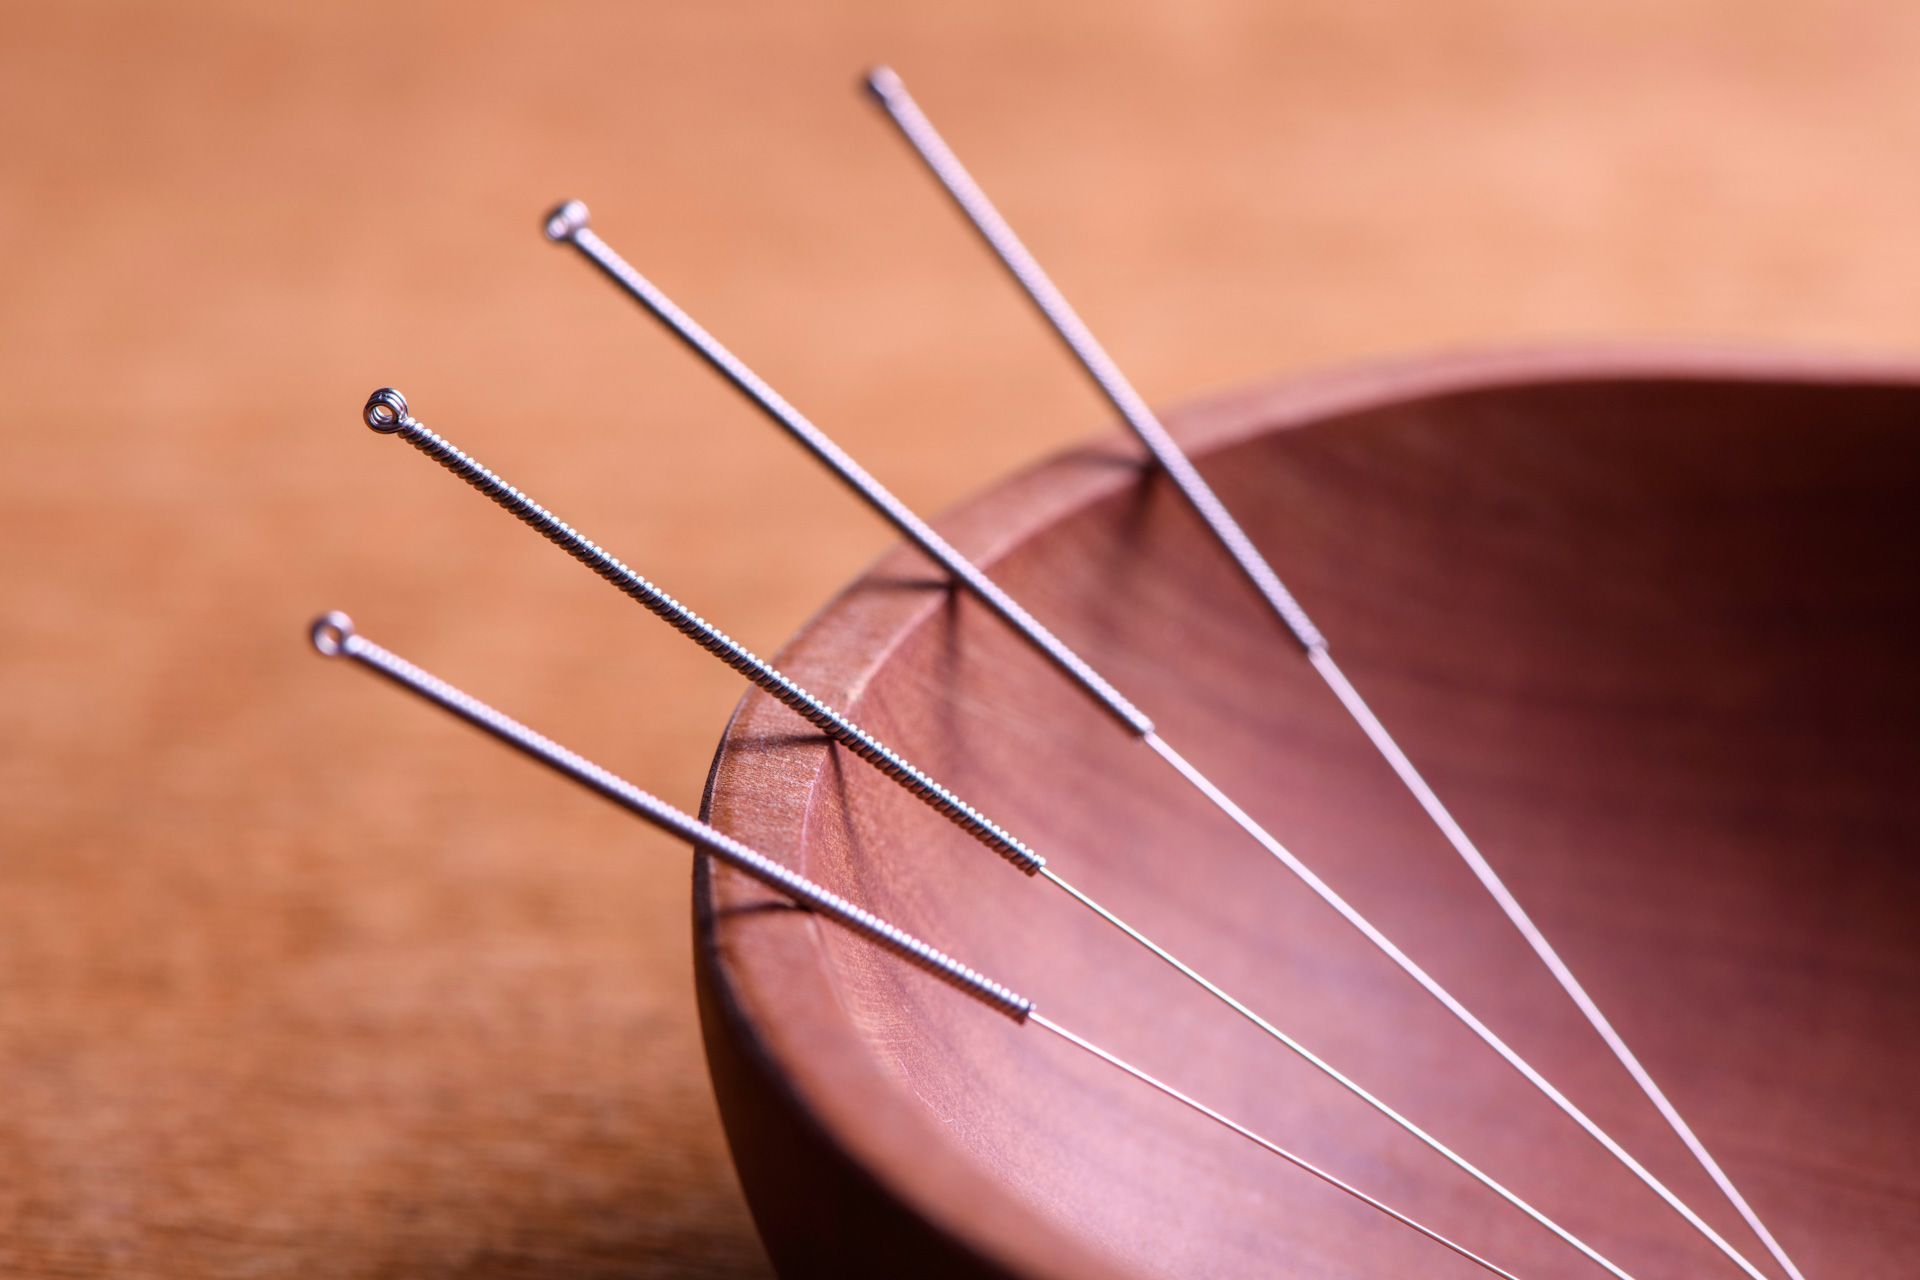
[363,388,409,433]
[543,199,591,243]
[310,611,355,657]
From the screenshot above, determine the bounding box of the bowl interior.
[701,354,1920,1279]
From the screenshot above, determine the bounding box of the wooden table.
[4,2,1919,1275]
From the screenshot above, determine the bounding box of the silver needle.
[308,609,1528,1280]
[864,63,1803,1280]
[359,388,1636,1279]
[544,203,1771,1280]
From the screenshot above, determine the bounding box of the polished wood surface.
[702,352,1920,1278]
[9,2,1920,1276]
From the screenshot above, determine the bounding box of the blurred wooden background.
[4,2,1920,1276]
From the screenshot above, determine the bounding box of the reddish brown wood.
[698,349,1920,1279]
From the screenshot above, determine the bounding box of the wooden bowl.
[696,349,1919,1279]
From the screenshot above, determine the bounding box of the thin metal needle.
[864,64,1804,1280]
[359,388,1635,1279]
[309,610,1529,1280]
[543,206,1770,1280]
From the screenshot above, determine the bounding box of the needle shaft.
[1310,649,1805,1280]
[866,64,1801,1280]
[1028,1013,1524,1280]
[546,207,1769,1280]
[310,611,1530,1280]
[1041,867,1630,1280]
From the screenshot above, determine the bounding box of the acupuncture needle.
[359,387,1635,1279]
[307,609,1527,1280]
[542,203,1770,1280]
[863,64,1805,1280]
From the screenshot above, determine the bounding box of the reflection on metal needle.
[307,610,1526,1280]
[864,63,1803,1280]
[544,203,1770,1280]
[358,388,1635,1278]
